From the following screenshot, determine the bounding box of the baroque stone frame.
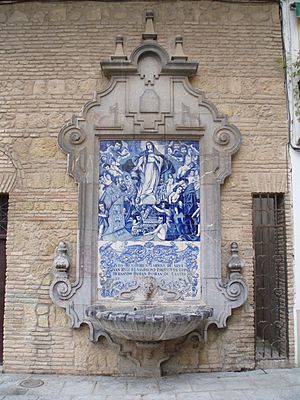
[50,13,247,372]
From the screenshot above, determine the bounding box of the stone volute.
[50,11,247,377]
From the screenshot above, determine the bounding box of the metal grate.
[0,195,8,238]
[253,194,289,360]
[0,194,8,364]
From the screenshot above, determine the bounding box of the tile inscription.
[98,139,201,299]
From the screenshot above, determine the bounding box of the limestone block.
[29,138,57,160]
[41,273,52,287]
[14,114,27,129]
[49,305,68,328]
[36,304,49,316]
[11,229,27,252]
[250,6,271,23]
[68,6,82,21]
[192,77,241,96]
[0,114,15,129]
[65,79,79,94]
[0,9,7,23]
[33,80,47,95]
[39,239,57,258]
[38,315,49,328]
[65,174,78,190]
[8,10,28,23]
[233,104,258,119]
[0,80,8,93]
[48,6,66,22]
[162,3,196,24]
[61,202,77,212]
[78,79,97,94]
[23,304,37,328]
[24,81,34,95]
[229,9,245,23]
[50,172,66,189]
[11,80,25,95]
[27,113,48,129]
[30,263,52,280]
[228,78,242,95]
[177,342,199,368]
[73,328,93,368]
[221,204,242,220]
[247,172,287,193]
[271,4,280,24]
[218,104,234,118]
[86,7,101,21]
[48,80,66,95]
[48,112,68,129]
[260,78,284,96]
[206,3,230,23]
[103,349,119,373]
[61,220,77,231]
[31,11,45,23]
[26,172,51,189]
[103,5,128,21]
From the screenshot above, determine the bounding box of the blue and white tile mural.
[98,140,201,299]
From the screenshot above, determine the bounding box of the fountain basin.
[94,305,213,342]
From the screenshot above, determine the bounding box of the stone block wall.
[0,0,293,374]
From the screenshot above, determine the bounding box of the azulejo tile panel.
[98,139,201,299]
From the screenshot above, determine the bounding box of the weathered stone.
[36,304,49,316]
[48,6,66,22]
[26,172,51,189]
[68,7,82,21]
[14,114,27,129]
[33,80,47,95]
[38,315,49,328]
[0,0,291,377]
[47,80,65,95]
[31,11,46,23]
[86,7,101,21]
[29,138,57,160]
[0,10,7,23]
[48,112,68,129]
[27,114,48,129]
[50,172,66,189]
[23,305,37,328]
[8,10,28,23]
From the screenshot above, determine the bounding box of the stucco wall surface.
[0,0,293,374]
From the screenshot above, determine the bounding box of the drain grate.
[20,378,44,388]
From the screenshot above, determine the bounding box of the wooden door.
[0,195,8,364]
[253,194,289,361]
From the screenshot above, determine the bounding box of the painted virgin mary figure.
[133,141,164,205]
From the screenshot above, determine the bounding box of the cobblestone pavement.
[0,368,299,399]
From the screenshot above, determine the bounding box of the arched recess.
[0,146,19,364]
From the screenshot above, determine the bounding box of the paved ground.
[0,368,299,399]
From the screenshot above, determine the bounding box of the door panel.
[0,238,6,364]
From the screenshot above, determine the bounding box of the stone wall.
[0,0,293,374]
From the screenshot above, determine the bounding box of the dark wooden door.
[253,194,289,361]
[0,195,8,364]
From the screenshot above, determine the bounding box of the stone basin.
[95,305,213,342]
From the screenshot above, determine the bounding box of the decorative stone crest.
[51,11,247,377]
[53,241,70,276]
[215,242,247,327]
[117,276,182,302]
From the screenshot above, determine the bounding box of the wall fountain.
[50,11,247,377]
